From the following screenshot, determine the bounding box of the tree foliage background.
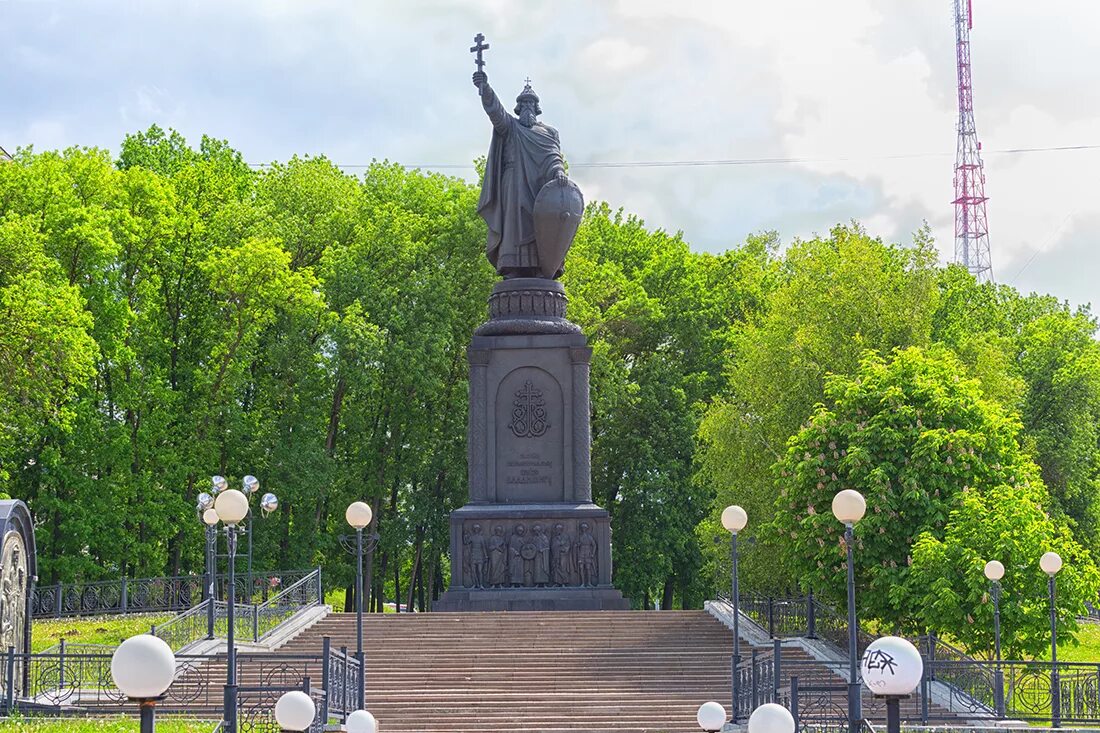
[2,129,1099,648]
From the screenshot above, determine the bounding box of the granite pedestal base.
[435,503,629,611]
[439,279,630,611]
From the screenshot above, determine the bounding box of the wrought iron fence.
[718,591,877,656]
[734,636,1100,728]
[920,659,1100,725]
[0,639,359,725]
[31,569,315,619]
[152,569,322,651]
[735,647,778,720]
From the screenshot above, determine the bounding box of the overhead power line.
[245,143,1100,171]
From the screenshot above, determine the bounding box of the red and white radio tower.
[953,0,993,280]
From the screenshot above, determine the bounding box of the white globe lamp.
[861,636,923,733]
[202,508,220,527]
[346,501,374,530]
[861,636,923,696]
[697,701,727,732]
[347,709,378,733]
[214,488,249,526]
[111,634,176,699]
[747,703,796,733]
[984,560,1005,581]
[721,505,747,533]
[832,489,866,524]
[1041,551,1063,576]
[274,690,316,732]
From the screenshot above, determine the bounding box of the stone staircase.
[275,610,963,733]
[282,610,740,732]
[21,608,970,731]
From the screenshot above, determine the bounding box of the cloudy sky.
[4,1,1099,307]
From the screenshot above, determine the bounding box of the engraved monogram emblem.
[509,380,550,438]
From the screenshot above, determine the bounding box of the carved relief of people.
[550,522,574,586]
[576,521,598,587]
[0,532,26,663]
[508,524,528,586]
[461,528,473,586]
[532,524,550,586]
[467,524,489,589]
[488,525,508,587]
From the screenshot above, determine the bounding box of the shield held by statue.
[533,177,584,278]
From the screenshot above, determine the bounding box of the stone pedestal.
[436,279,629,611]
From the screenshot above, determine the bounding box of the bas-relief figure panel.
[460,519,599,589]
[494,367,563,502]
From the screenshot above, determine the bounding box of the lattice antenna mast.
[953,0,993,280]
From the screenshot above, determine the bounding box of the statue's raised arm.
[470,34,583,280]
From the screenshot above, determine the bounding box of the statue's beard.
[519,112,536,127]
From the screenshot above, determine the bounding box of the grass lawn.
[0,717,214,732]
[31,614,174,653]
[1037,619,1100,662]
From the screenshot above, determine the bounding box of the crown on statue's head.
[514,80,542,116]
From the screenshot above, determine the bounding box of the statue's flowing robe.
[477,83,564,273]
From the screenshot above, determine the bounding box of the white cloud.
[4,0,1099,308]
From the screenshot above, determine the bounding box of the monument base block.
[435,503,630,611]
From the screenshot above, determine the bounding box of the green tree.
[698,224,938,594]
[912,481,1099,658]
[770,345,1077,629]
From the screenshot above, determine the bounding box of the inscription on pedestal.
[496,367,563,502]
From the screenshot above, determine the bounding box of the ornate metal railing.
[920,659,1100,725]
[735,647,778,720]
[718,591,876,656]
[739,593,818,639]
[0,640,358,725]
[152,569,322,651]
[734,647,932,726]
[31,569,315,619]
[253,570,323,641]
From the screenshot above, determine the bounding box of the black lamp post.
[213,488,249,733]
[721,505,747,723]
[832,489,866,733]
[198,501,219,639]
[984,559,1006,716]
[345,501,374,710]
[208,474,277,609]
[1041,551,1063,728]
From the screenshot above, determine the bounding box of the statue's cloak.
[477,113,562,269]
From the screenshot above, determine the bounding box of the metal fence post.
[57,639,65,692]
[807,589,816,638]
[120,577,128,615]
[790,675,799,726]
[320,637,331,724]
[316,567,323,606]
[767,596,775,638]
[920,655,929,724]
[994,668,1005,718]
[751,649,760,710]
[54,583,62,619]
[252,605,259,642]
[4,646,14,715]
[341,645,350,719]
[773,637,782,700]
